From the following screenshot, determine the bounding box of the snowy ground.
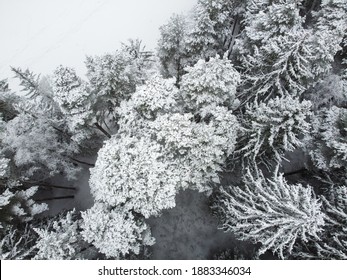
[147,189,253,260]
[39,164,95,216]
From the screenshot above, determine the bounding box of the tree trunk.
[94,122,111,138]
[227,15,241,59]
[40,183,76,191]
[21,181,76,191]
[37,195,74,201]
[284,168,308,177]
[69,157,95,167]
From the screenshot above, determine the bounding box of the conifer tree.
[213,167,325,259]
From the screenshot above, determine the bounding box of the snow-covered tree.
[294,185,347,259]
[306,106,347,171]
[157,14,188,86]
[237,95,312,164]
[117,75,179,128]
[85,49,144,108]
[2,113,80,180]
[213,167,325,259]
[0,223,37,259]
[150,110,239,191]
[11,67,60,119]
[81,203,154,258]
[185,3,218,63]
[310,0,347,76]
[33,209,86,260]
[89,136,178,218]
[304,74,347,110]
[0,184,48,229]
[313,186,347,259]
[52,66,98,144]
[180,55,241,113]
[232,0,346,103]
[233,0,304,62]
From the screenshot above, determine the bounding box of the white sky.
[0,0,196,90]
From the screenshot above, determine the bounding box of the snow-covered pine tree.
[0,223,37,259]
[33,209,86,260]
[81,203,154,259]
[294,185,347,259]
[157,14,188,86]
[314,186,347,259]
[232,0,346,103]
[11,67,60,119]
[180,55,241,114]
[185,2,218,63]
[185,0,241,62]
[306,106,347,171]
[0,184,48,229]
[212,166,325,259]
[309,0,347,77]
[237,95,312,165]
[52,65,99,144]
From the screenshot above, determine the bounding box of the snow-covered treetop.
[89,135,177,218]
[243,0,304,45]
[52,66,91,114]
[306,106,347,171]
[33,209,85,260]
[81,203,154,258]
[157,14,188,85]
[238,95,312,164]
[0,186,48,229]
[85,50,141,103]
[2,113,80,180]
[181,55,240,113]
[214,167,325,259]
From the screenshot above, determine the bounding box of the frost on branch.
[306,106,347,171]
[237,95,312,164]
[181,55,240,113]
[213,167,325,259]
[33,209,85,260]
[81,203,154,259]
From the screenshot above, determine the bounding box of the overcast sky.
[0,0,196,90]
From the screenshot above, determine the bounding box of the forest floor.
[147,189,253,259]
